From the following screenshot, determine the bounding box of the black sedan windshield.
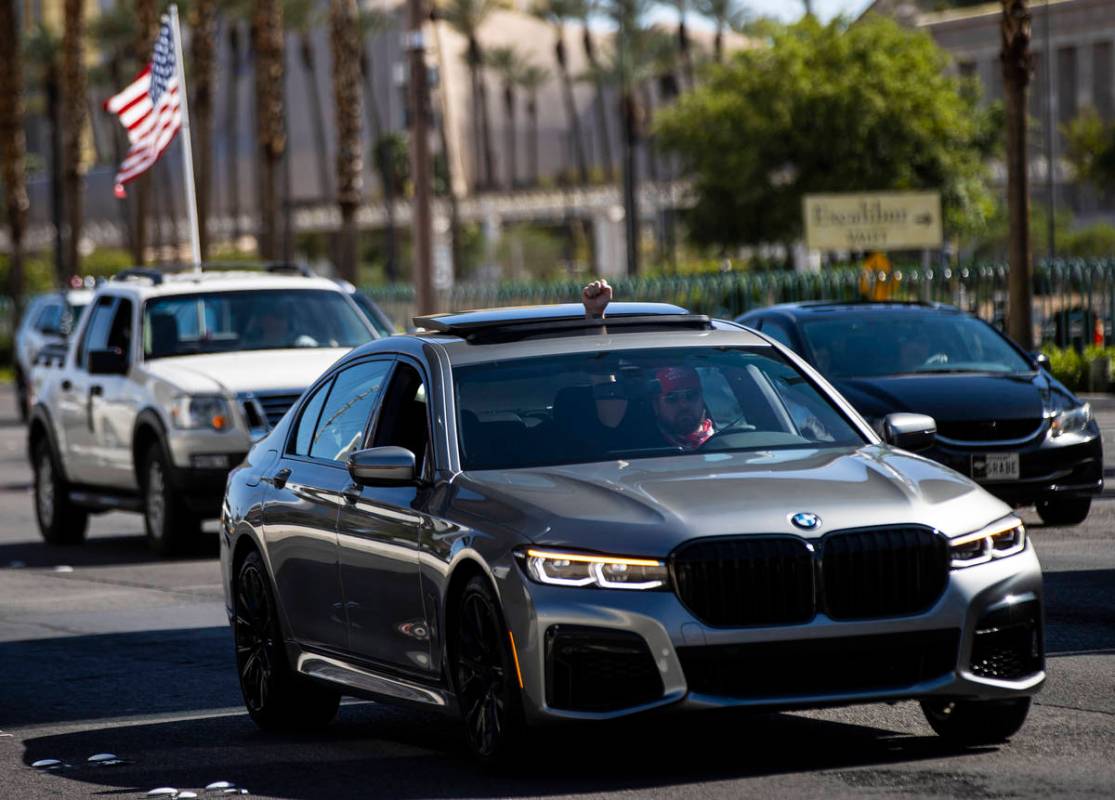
[143,290,371,359]
[454,347,865,470]
[800,314,1034,378]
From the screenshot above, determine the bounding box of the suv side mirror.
[87,348,128,376]
[1032,352,1050,371]
[882,413,936,452]
[347,446,417,486]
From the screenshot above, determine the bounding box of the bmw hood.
[142,348,350,395]
[831,372,1052,424]
[453,446,1012,557]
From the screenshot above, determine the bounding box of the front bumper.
[502,545,1044,723]
[926,426,1103,506]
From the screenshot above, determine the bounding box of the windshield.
[454,347,865,470]
[800,314,1034,378]
[143,289,372,359]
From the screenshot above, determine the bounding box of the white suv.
[27,267,379,554]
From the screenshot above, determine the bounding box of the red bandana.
[662,416,715,451]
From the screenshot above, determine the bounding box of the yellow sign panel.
[803,191,943,251]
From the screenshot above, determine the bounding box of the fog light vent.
[970,599,1043,681]
[545,626,663,712]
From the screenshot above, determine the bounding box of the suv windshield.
[455,347,865,470]
[800,314,1034,378]
[143,289,371,359]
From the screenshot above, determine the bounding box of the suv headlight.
[948,517,1026,568]
[1050,402,1092,438]
[518,548,670,590]
[171,395,232,431]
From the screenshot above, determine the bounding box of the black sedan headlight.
[518,548,670,590]
[948,517,1026,569]
[1050,402,1092,438]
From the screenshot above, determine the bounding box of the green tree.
[655,16,996,251]
[1063,107,1115,193]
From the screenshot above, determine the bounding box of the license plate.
[971,453,1020,482]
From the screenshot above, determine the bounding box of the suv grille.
[248,391,302,428]
[672,537,815,627]
[936,418,1044,442]
[671,527,949,627]
[678,628,960,699]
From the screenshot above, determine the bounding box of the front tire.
[142,443,200,556]
[921,697,1031,745]
[451,575,527,762]
[1036,497,1092,526]
[32,438,88,545]
[234,550,340,731]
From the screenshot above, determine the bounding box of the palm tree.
[0,0,28,309]
[357,5,399,281]
[695,0,745,63]
[253,0,286,259]
[486,46,524,190]
[531,0,588,184]
[62,0,89,278]
[330,0,363,282]
[576,0,614,181]
[438,0,500,192]
[189,0,218,260]
[288,0,333,202]
[25,25,65,281]
[664,0,695,90]
[516,63,549,186]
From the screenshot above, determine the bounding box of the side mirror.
[1032,352,1050,371]
[347,446,417,486]
[882,413,936,452]
[87,348,128,376]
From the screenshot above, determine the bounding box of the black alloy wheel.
[234,551,339,731]
[920,697,1031,745]
[1036,497,1092,527]
[452,575,526,761]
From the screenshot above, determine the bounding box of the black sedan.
[737,302,1103,525]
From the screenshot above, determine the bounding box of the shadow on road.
[0,532,220,569]
[1044,569,1115,657]
[19,705,988,798]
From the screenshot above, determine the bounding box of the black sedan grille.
[678,628,960,699]
[672,537,815,627]
[671,527,949,627]
[936,418,1044,442]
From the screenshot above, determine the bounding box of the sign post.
[803,191,943,252]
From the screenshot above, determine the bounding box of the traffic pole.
[407,0,434,315]
[169,4,202,272]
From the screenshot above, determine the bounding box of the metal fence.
[366,260,1115,349]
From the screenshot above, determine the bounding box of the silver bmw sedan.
[219,303,1043,761]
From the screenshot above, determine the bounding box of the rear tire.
[32,438,88,545]
[921,697,1031,745]
[142,443,200,556]
[450,575,527,763]
[234,551,340,731]
[1036,497,1091,526]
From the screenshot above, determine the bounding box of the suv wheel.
[32,438,88,545]
[451,575,527,762]
[235,551,340,730]
[920,697,1031,745]
[1036,497,1092,526]
[142,443,200,556]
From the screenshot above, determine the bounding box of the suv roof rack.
[112,267,164,285]
[109,261,314,286]
[415,303,711,342]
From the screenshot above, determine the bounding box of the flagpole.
[169,5,202,272]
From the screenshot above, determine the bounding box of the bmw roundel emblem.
[791,512,821,530]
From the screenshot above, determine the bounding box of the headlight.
[948,517,1026,568]
[170,395,232,431]
[1050,402,1092,437]
[519,548,669,590]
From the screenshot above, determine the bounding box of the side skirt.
[295,649,457,713]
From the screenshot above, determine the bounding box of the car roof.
[91,269,346,300]
[745,300,963,319]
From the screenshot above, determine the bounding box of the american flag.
[105,16,181,198]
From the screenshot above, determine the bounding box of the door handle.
[61,379,72,391]
[90,385,103,397]
[271,467,292,489]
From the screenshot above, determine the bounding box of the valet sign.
[803,191,943,251]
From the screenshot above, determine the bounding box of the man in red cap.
[652,366,715,450]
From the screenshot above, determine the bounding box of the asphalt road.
[1,387,1113,799]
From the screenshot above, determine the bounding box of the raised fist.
[582,279,613,319]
